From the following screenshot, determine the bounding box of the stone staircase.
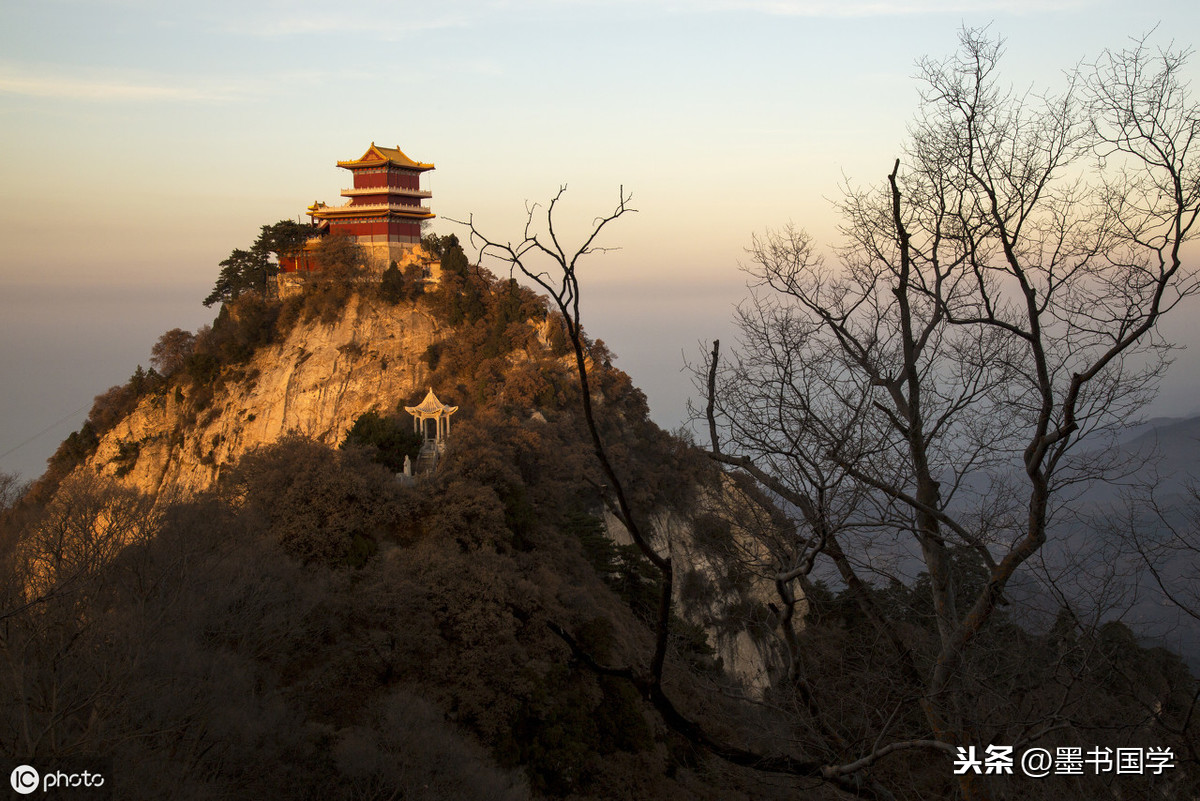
[414,440,440,474]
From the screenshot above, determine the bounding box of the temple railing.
[340,187,432,197]
[315,202,431,215]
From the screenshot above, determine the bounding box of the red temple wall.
[331,220,387,236]
[327,218,423,239]
[353,172,388,189]
[350,194,390,206]
[279,250,319,273]
[350,168,421,190]
[387,170,419,190]
[388,221,421,237]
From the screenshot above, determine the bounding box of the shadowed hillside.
[2,232,1198,800]
[0,237,810,800]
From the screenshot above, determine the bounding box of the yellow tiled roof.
[337,142,434,171]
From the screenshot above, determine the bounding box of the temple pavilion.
[404,388,458,473]
[281,142,435,272]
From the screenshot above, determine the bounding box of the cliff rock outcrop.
[72,283,790,700]
[87,295,441,498]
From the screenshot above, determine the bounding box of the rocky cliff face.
[601,479,789,698]
[87,295,442,498]
[79,286,788,698]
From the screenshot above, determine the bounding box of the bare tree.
[460,192,946,799]
[0,471,28,513]
[0,473,161,757]
[463,29,1200,801]
[1131,484,1200,629]
[455,189,672,672]
[697,29,1200,800]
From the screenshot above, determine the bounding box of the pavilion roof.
[404,388,458,417]
[338,143,435,172]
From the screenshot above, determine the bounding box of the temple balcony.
[340,186,432,198]
[317,202,433,216]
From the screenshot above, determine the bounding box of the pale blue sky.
[2,0,1199,480]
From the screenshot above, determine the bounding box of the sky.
[2,0,1200,481]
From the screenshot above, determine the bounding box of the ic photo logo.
[6,763,107,796]
[10,765,38,795]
